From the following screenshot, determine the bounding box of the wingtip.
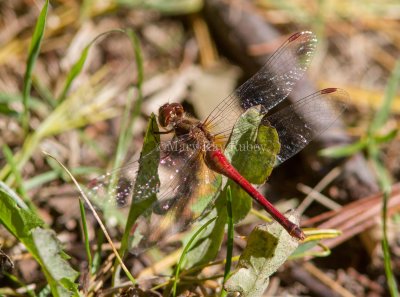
[321,87,338,94]
[288,31,317,42]
[288,32,302,42]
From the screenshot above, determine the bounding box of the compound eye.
[158,103,171,127]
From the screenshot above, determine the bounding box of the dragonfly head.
[158,103,184,127]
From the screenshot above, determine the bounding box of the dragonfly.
[88,31,348,253]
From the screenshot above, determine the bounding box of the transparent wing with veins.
[266,88,349,167]
[204,31,317,146]
[87,135,221,254]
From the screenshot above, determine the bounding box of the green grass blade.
[22,0,49,133]
[118,0,203,14]
[32,75,56,108]
[369,144,399,297]
[172,217,217,297]
[111,86,134,174]
[2,144,39,215]
[112,29,144,171]
[220,186,234,297]
[4,272,37,297]
[0,92,50,118]
[57,29,124,103]
[224,186,234,280]
[79,200,93,272]
[319,138,367,158]
[92,230,105,274]
[2,145,29,203]
[369,60,400,135]
[24,166,99,190]
[374,129,398,145]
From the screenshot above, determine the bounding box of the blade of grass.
[220,186,234,297]
[172,217,217,297]
[369,60,400,135]
[369,144,398,297]
[374,129,398,144]
[120,0,203,14]
[290,242,332,260]
[319,138,368,158]
[22,0,49,133]
[24,166,99,190]
[2,145,29,203]
[79,200,93,273]
[2,144,40,215]
[0,92,50,118]
[92,229,105,274]
[32,75,56,108]
[4,273,36,297]
[57,29,124,103]
[224,186,234,280]
[112,29,144,172]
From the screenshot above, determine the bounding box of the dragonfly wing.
[205,31,317,145]
[87,135,221,254]
[265,88,349,166]
[133,156,221,254]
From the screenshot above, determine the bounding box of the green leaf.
[22,0,49,133]
[0,189,79,296]
[32,228,80,292]
[0,188,44,237]
[224,213,299,297]
[225,106,280,222]
[118,114,160,258]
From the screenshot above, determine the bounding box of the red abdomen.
[205,149,305,240]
